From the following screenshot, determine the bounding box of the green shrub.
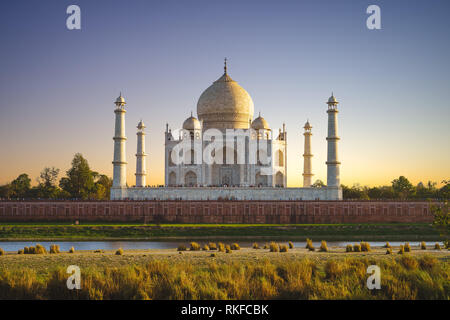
[279,244,288,252]
[208,242,217,250]
[49,244,60,254]
[434,243,441,250]
[288,241,294,249]
[69,247,75,253]
[252,242,259,249]
[384,242,391,248]
[319,240,328,252]
[218,242,225,252]
[202,244,210,251]
[386,248,392,254]
[115,248,124,255]
[398,245,405,254]
[404,243,411,252]
[269,242,279,252]
[231,243,240,250]
[346,244,353,252]
[177,245,187,251]
[0,248,4,256]
[360,242,371,252]
[190,242,201,251]
[353,244,361,252]
[420,241,427,250]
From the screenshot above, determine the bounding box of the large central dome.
[197,68,254,130]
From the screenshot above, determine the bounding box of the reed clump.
[398,245,405,254]
[434,243,441,250]
[360,242,371,252]
[404,243,411,252]
[231,243,240,250]
[353,244,361,252]
[288,241,294,249]
[177,245,187,252]
[269,242,279,252]
[218,242,225,252]
[208,242,217,250]
[252,242,259,249]
[115,248,124,255]
[69,247,75,253]
[279,244,288,252]
[190,242,201,251]
[202,244,210,251]
[50,244,60,254]
[384,242,391,248]
[420,241,427,250]
[319,241,328,252]
[305,239,315,251]
[0,248,4,256]
[346,244,353,252]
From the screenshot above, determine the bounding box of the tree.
[391,176,414,199]
[35,167,61,199]
[10,173,31,198]
[431,201,449,248]
[311,180,325,188]
[59,153,96,199]
[342,184,369,200]
[93,174,113,200]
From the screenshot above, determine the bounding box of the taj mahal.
[110,60,342,201]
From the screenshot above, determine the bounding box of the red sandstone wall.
[0,201,433,223]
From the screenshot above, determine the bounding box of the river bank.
[0,223,443,241]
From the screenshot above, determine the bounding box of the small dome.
[183,115,201,130]
[251,114,270,130]
[327,94,338,104]
[115,94,126,104]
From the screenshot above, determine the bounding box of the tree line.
[340,176,449,200]
[0,153,112,200]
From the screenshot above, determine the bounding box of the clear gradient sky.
[0,0,449,187]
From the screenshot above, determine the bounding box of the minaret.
[302,120,313,187]
[326,93,341,187]
[112,93,127,188]
[135,120,147,187]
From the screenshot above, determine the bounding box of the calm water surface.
[0,241,444,252]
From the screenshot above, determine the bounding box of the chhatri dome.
[251,112,270,130]
[183,112,201,130]
[197,58,254,129]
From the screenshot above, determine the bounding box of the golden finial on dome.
[224,57,227,74]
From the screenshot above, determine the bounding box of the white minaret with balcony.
[135,120,147,187]
[326,93,340,187]
[112,93,127,196]
[302,120,313,187]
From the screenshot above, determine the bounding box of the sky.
[0,0,449,188]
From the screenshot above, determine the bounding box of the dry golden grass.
[0,250,447,300]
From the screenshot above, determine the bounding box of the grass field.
[0,222,443,241]
[0,244,448,299]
